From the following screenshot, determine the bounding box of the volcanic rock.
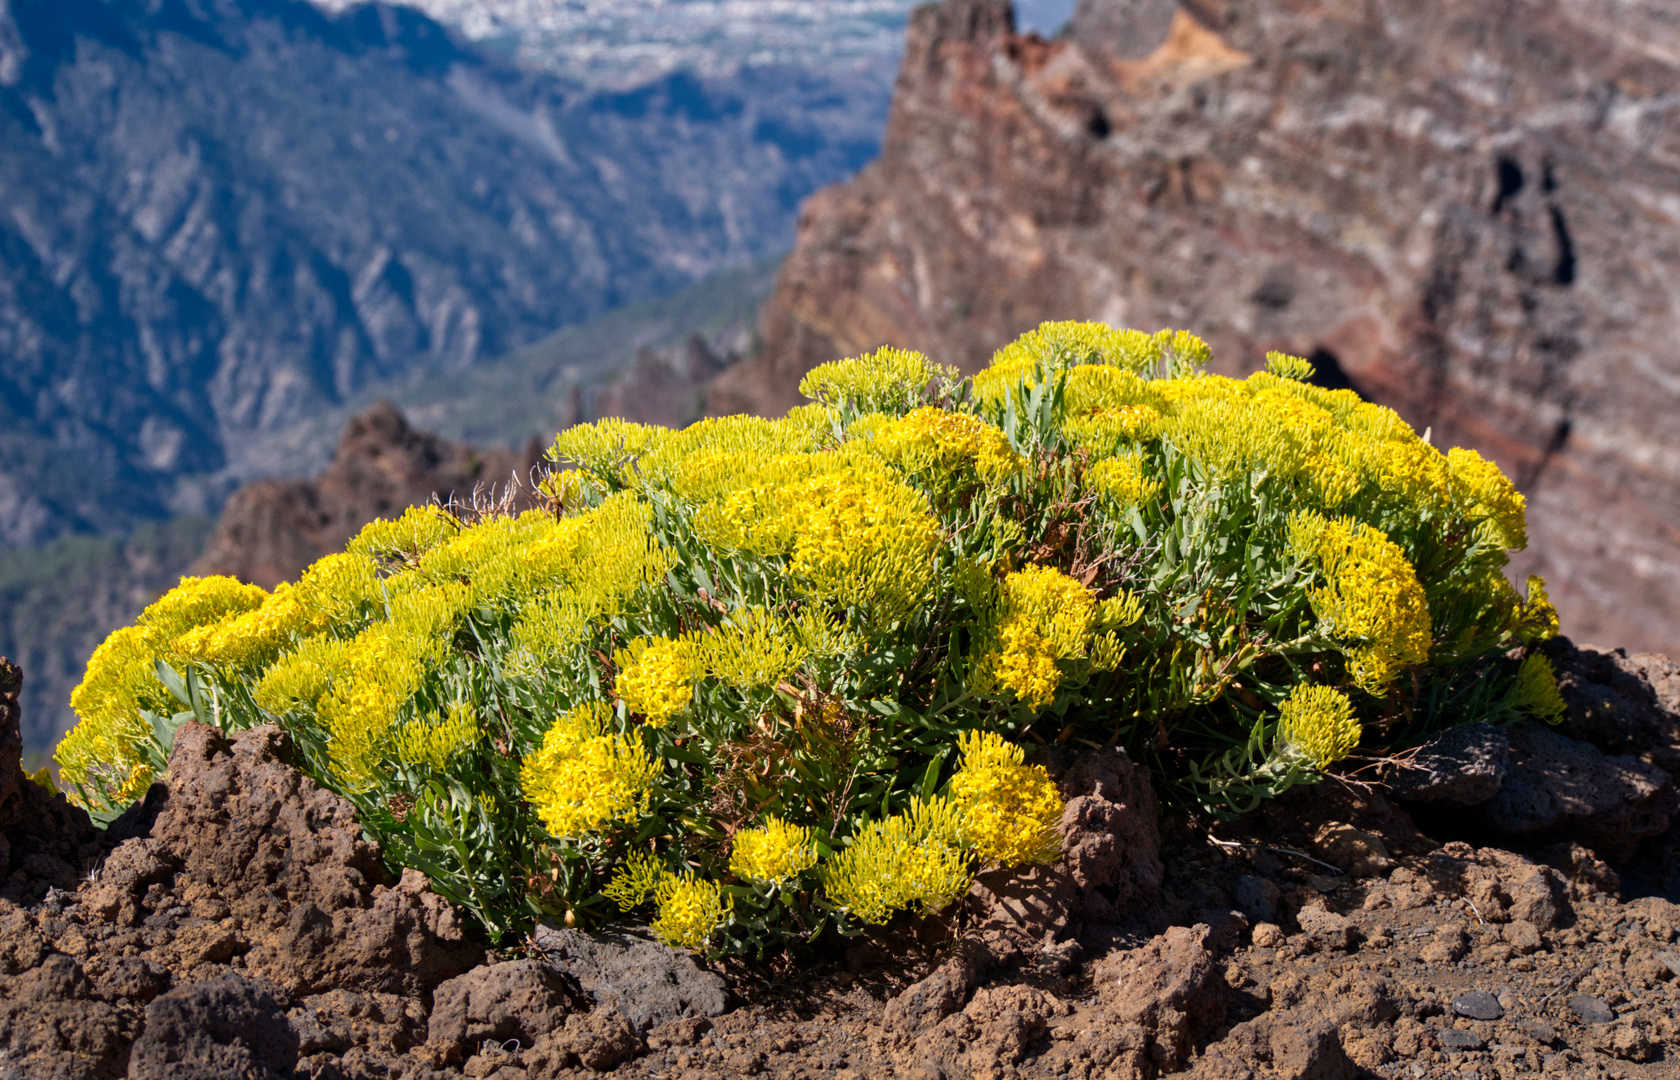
[195,403,543,588]
[529,925,728,1032]
[726,0,1680,658]
[1384,722,1510,807]
[127,974,298,1080]
[1481,721,1674,860]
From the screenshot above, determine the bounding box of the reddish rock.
[195,402,542,588]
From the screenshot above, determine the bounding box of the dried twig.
[1207,835,1345,876]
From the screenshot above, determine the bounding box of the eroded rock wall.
[721,0,1680,656]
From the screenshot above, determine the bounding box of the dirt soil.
[2,641,1679,1080]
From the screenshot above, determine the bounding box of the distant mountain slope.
[0,0,887,544]
[244,256,780,478]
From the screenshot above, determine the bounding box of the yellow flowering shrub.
[949,731,1064,866]
[1277,684,1361,769]
[729,817,819,886]
[60,319,1555,948]
[519,703,661,838]
[615,637,702,725]
[822,798,973,924]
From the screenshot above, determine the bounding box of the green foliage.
[56,322,1564,951]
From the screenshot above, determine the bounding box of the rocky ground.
[1,636,1677,1080]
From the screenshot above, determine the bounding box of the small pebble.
[1452,991,1504,1020]
[1437,1028,1485,1052]
[1517,1018,1558,1045]
[1568,994,1614,1025]
[1655,950,1680,978]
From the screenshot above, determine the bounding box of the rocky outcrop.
[725,0,1680,657]
[194,403,542,588]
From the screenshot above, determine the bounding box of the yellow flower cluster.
[520,702,661,839]
[513,495,676,664]
[1086,453,1160,510]
[58,576,271,803]
[822,797,972,924]
[603,849,667,911]
[616,637,702,725]
[314,584,468,788]
[1510,653,1567,724]
[172,584,309,669]
[975,564,1097,709]
[394,702,478,771]
[650,873,734,952]
[986,621,1062,710]
[1065,404,1162,456]
[1277,684,1361,769]
[1447,448,1527,551]
[798,346,947,414]
[1517,576,1560,643]
[867,407,1025,482]
[974,322,1173,404]
[1291,512,1432,694]
[784,464,942,622]
[695,607,811,694]
[549,417,671,487]
[603,852,735,951]
[948,731,1064,867]
[140,575,270,640]
[347,505,457,564]
[995,324,1529,556]
[729,816,819,886]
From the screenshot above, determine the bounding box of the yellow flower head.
[650,873,734,952]
[798,346,946,414]
[520,702,662,838]
[949,731,1064,867]
[1277,684,1361,769]
[394,701,478,771]
[616,637,702,726]
[1291,512,1432,695]
[1447,447,1527,550]
[784,464,941,623]
[603,850,668,912]
[347,505,457,565]
[1065,405,1163,456]
[1086,453,1161,511]
[140,576,269,642]
[822,797,972,924]
[868,407,1025,482]
[729,816,819,886]
[1510,653,1567,724]
[171,584,310,669]
[983,620,1061,711]
[1517,575,1560,643]
[697,608,810,693]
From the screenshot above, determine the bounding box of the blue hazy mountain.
[0,0,889,544]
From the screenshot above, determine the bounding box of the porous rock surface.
[2,642,1680,1079]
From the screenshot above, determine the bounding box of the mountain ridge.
[0,0,887,544]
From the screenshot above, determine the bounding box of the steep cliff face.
[194,402,542,589]
[0,0,886,544]
[722,0,1680,656]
